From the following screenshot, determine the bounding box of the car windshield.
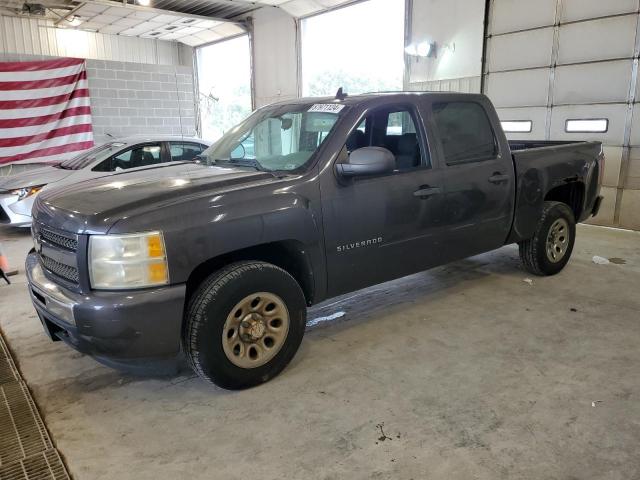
[57,142,125,170]
[200,102,346,172]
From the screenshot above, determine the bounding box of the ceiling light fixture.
[136,0,151,6]
[66,15,82,27]
[405,41,437,58]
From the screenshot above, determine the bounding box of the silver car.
[0,136,210,227]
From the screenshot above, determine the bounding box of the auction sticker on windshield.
[308,104,345,113]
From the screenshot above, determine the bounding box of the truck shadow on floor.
[40,246,527,400]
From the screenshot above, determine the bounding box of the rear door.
[321,100,446,297]
[429,98,515,262]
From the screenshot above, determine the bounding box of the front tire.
[184,261,306,389]
[519,201,576,276]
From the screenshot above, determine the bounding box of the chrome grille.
[39,228,77,252]
[40,255,79,284]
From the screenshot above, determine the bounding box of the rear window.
[432,102,497,165]
[57,143,124,170]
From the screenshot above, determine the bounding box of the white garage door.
[483,0,640,229]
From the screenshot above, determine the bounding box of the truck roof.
[266,91,486,109]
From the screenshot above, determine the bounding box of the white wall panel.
[627,104,640,146]
[485,68,550,107]
[251,7,298,107]
[553,60,632,104]
[408,0,484,83]
[625,148,640,188]
[495,106,547,139]
[487,28,553,72]
[557,16,636,64]
[408,76,481,93]
[601,146,623,187]
[549,104,628,145]
[0,15,190,66]
[619,189,640,228]
[489,0,556,35]
[561,0,638,23]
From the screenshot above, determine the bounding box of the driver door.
[320,102,445,297]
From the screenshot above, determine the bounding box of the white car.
[0,136,210,227]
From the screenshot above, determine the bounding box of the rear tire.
[519,201,576,276]
[184,261,306,389]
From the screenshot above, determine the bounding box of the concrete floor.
[0,225,639,480]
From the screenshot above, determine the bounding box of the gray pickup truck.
[26,92,603,389]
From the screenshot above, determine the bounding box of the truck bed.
[507,139,602,244]
[508,140,589,151]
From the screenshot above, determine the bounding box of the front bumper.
[0,193,34,227]
[25,253,187,371]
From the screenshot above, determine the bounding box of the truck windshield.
[200,102,346,172]
[57,142,125,170]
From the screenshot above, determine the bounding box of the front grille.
[40,255,79,284]
[40,228,78,252]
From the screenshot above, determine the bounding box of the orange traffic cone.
[0,242,17,285]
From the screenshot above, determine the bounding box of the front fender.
[108,181,324,287]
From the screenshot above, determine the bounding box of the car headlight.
[88,231,169,290]
[10,185,44,201]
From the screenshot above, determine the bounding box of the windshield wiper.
[214,158,267,172]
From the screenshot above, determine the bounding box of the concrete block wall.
[86,59,197,143]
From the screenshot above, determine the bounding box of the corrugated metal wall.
[484,0,640,229]
[0,15,191,66]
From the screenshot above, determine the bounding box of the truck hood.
[0,165,72,192]
[34,162,278,233]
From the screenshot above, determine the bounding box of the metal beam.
[54,2,85,25]
[68,0,246,25]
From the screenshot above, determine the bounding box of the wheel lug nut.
[241,321,251,329]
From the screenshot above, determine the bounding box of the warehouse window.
[196,35,252,142]
[565,119,608,133]
[301,0,405,96]
[501,120,532,133]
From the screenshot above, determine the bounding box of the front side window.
[345,107,426,170]
[94,144,162,172]
[201,103,345,172]
[432,102,497,165]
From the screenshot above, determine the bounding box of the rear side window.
[169,142,205,161]
[432,102,497,165]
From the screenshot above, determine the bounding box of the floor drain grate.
[0,381,52,466]
[0,449,69,480]
[0,333,70,479]
[0,334,19,386]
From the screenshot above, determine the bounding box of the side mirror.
[335,146,395,178]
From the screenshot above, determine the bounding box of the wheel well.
[544,182,584,220]
[185,241,315,306]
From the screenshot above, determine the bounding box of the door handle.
[413,186,441,198]
[488,173,509,184]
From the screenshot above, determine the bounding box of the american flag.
[0,57,94,165]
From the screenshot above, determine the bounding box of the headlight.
[10,185,44,201]
[88,231,169,289]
